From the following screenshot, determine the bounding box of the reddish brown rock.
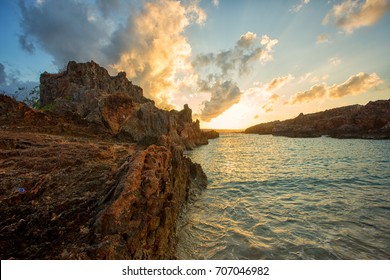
[0,94,110,138]
[0,61,209,260]
[245,99,390,139]
[40,61,208,149]
[0,130,206,259]
[40,60,147,108]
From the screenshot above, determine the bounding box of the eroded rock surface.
[40,61,211,149]
[0,61,211,259]
[0,131,206,259]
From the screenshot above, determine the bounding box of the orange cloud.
[316,34,329,44]
[329,72,383,98]
[266,74,294,91]
[288,72,383,104]
[112,0,205,108]
[323,0,390,33]
[262,93,280,112]
[288,84,327,104]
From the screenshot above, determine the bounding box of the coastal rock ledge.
[245,99,390,139]
[0,61,214,259]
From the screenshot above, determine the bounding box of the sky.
[0,0,389,129]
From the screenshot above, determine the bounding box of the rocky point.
[0,61,218,259]
[245,100,390,139]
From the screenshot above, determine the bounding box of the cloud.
[237,31,258,48]
[329,56,341,66]
[19,0,113,67]
[17,0,278,121]
[193,32,278,76]
[213,0,219,7]
[200,80,242,122]
[328,72,383,98]
[323,0,390,33]
[18,0,208,108]
[288,84,328,104]
[288,72,383,104]
[193,31,278,121]
[111,0,206,107]
[261,74,295,113]
[242,76,287,114]
[298,72,313,83]
[290,0,310,12]
[266,74,294,91]
[316,34,329,44]
[298,72,329,84]
[96,0,121,18]
[0,63,38,100]
[0,63,6,85]
[19,34,35,54]
[262,93,280,112]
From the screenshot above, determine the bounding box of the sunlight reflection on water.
[177,134,390,259]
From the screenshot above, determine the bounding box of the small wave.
[177,134,390,259]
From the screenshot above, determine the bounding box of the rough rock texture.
[0,131,206,259]
[0,94,110,139]
[93,144,206,259]
[40,61,211,149]
[40,60,147,108]
[0,62,211,260]
[245,99,390,139]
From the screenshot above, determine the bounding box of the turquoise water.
[177,134,390,259]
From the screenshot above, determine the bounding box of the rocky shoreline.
[245,100,390,139]
[0,61,218,259]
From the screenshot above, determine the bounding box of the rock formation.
[0,61,216,259]
[201,129,220,140]
[245,99,390,139]
[40,61,213,149]
[0,129,206,259]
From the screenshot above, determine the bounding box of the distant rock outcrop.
[201,129,220,139]
[0,61,215,260]
[245,100,390,139]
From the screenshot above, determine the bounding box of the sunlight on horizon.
[200,101,260,130]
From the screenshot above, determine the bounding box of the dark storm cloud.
[18,0,112,67]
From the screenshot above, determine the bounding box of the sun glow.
[200,101,259,130]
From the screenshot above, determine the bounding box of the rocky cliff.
[245,99,390,139]
[40,61,211,149]
[0,61,214,259]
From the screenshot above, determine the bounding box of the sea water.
[177,133,390,259]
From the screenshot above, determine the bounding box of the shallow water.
[177,134,390,259]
